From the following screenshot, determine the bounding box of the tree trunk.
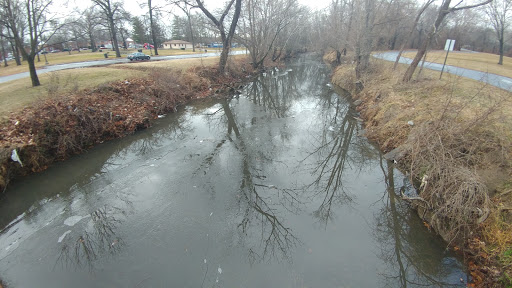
[90,31,97,52]
[196,0,241,74]
[186,11,195,52]
[109,16,121,57]
[149,0,159,55]
[355,0,374,80]
[27,56,40,86]
[11,42,21,65]
[403,0,451,82]
[0,36,8,67]
[498,32,504,65]
[393,0,433,70]
[219,37,230,74]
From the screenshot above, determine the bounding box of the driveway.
[0,50,248,84]
[374,51,512,92]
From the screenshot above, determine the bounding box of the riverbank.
[325,51,512,287]
[0,56,256,194]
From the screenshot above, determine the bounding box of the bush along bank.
[0,58,256,194]
[325,52,512,287]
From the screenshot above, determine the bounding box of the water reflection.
[374,156,466,287]
[198,98,301,264]
[0,111,189,231]
[0,54,468,287]
[55,204,127,271]
[303,88,378,226]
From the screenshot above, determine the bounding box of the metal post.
[440,39,452,80]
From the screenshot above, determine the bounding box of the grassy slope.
[329,52,512,286]
[402,50,512,78]
[0,56,246,121]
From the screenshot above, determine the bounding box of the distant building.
[163,40,193,49]
[126,38,135,48]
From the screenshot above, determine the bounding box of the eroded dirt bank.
[325,51,512,287]
[0,58,255,195]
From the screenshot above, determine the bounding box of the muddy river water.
[0,55,466,287]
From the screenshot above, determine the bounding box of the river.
[0,55,466,287]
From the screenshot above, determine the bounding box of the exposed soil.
[325,51,512,287]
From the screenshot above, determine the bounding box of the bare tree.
[354,0,377,79]
[91,0,122,57]
[0,28,8,67]
[393,0,434,70]
[195,0,242,74]
[147,0,160,55]
[402,0,492,82]
[486,0,511,65]
[237,0,304,70]
[83,7,102,52]
[1,0,67,86]
[173,0,197,52]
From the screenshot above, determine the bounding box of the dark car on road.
[127,52,150,61]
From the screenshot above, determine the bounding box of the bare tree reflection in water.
[196,97,301,264]
[226,98,301,264]
[374,156,466,287]
[194,57,360,264]
[301,91,366,226]
[55,205,127,271]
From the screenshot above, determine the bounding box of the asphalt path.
[0,50,248,84]
[374,51,512,92]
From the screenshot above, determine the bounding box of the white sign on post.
[444,39,455,51]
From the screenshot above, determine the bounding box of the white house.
[163,40,193,49]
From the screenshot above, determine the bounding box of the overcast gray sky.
[69,0,331,17]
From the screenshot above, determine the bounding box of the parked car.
[62,48,70,52]
[127,52,150,61]
[40,51,48,54]
[51,49,61,53]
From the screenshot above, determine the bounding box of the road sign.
[444,39,455,51]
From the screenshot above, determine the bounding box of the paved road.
[0,50,247,84]
[374,51,512,92]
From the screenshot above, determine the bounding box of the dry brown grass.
[0,67,140,121]
[402,50,512,78]
[331,58,512,286]
[0,55,250,122]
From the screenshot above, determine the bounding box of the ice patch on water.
[58,230,72,243]
[64,215,90,227]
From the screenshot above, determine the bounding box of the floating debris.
[64,215,90,227]
[218,267,222,274]
[11,149,23,167]
[58,230,72,243]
